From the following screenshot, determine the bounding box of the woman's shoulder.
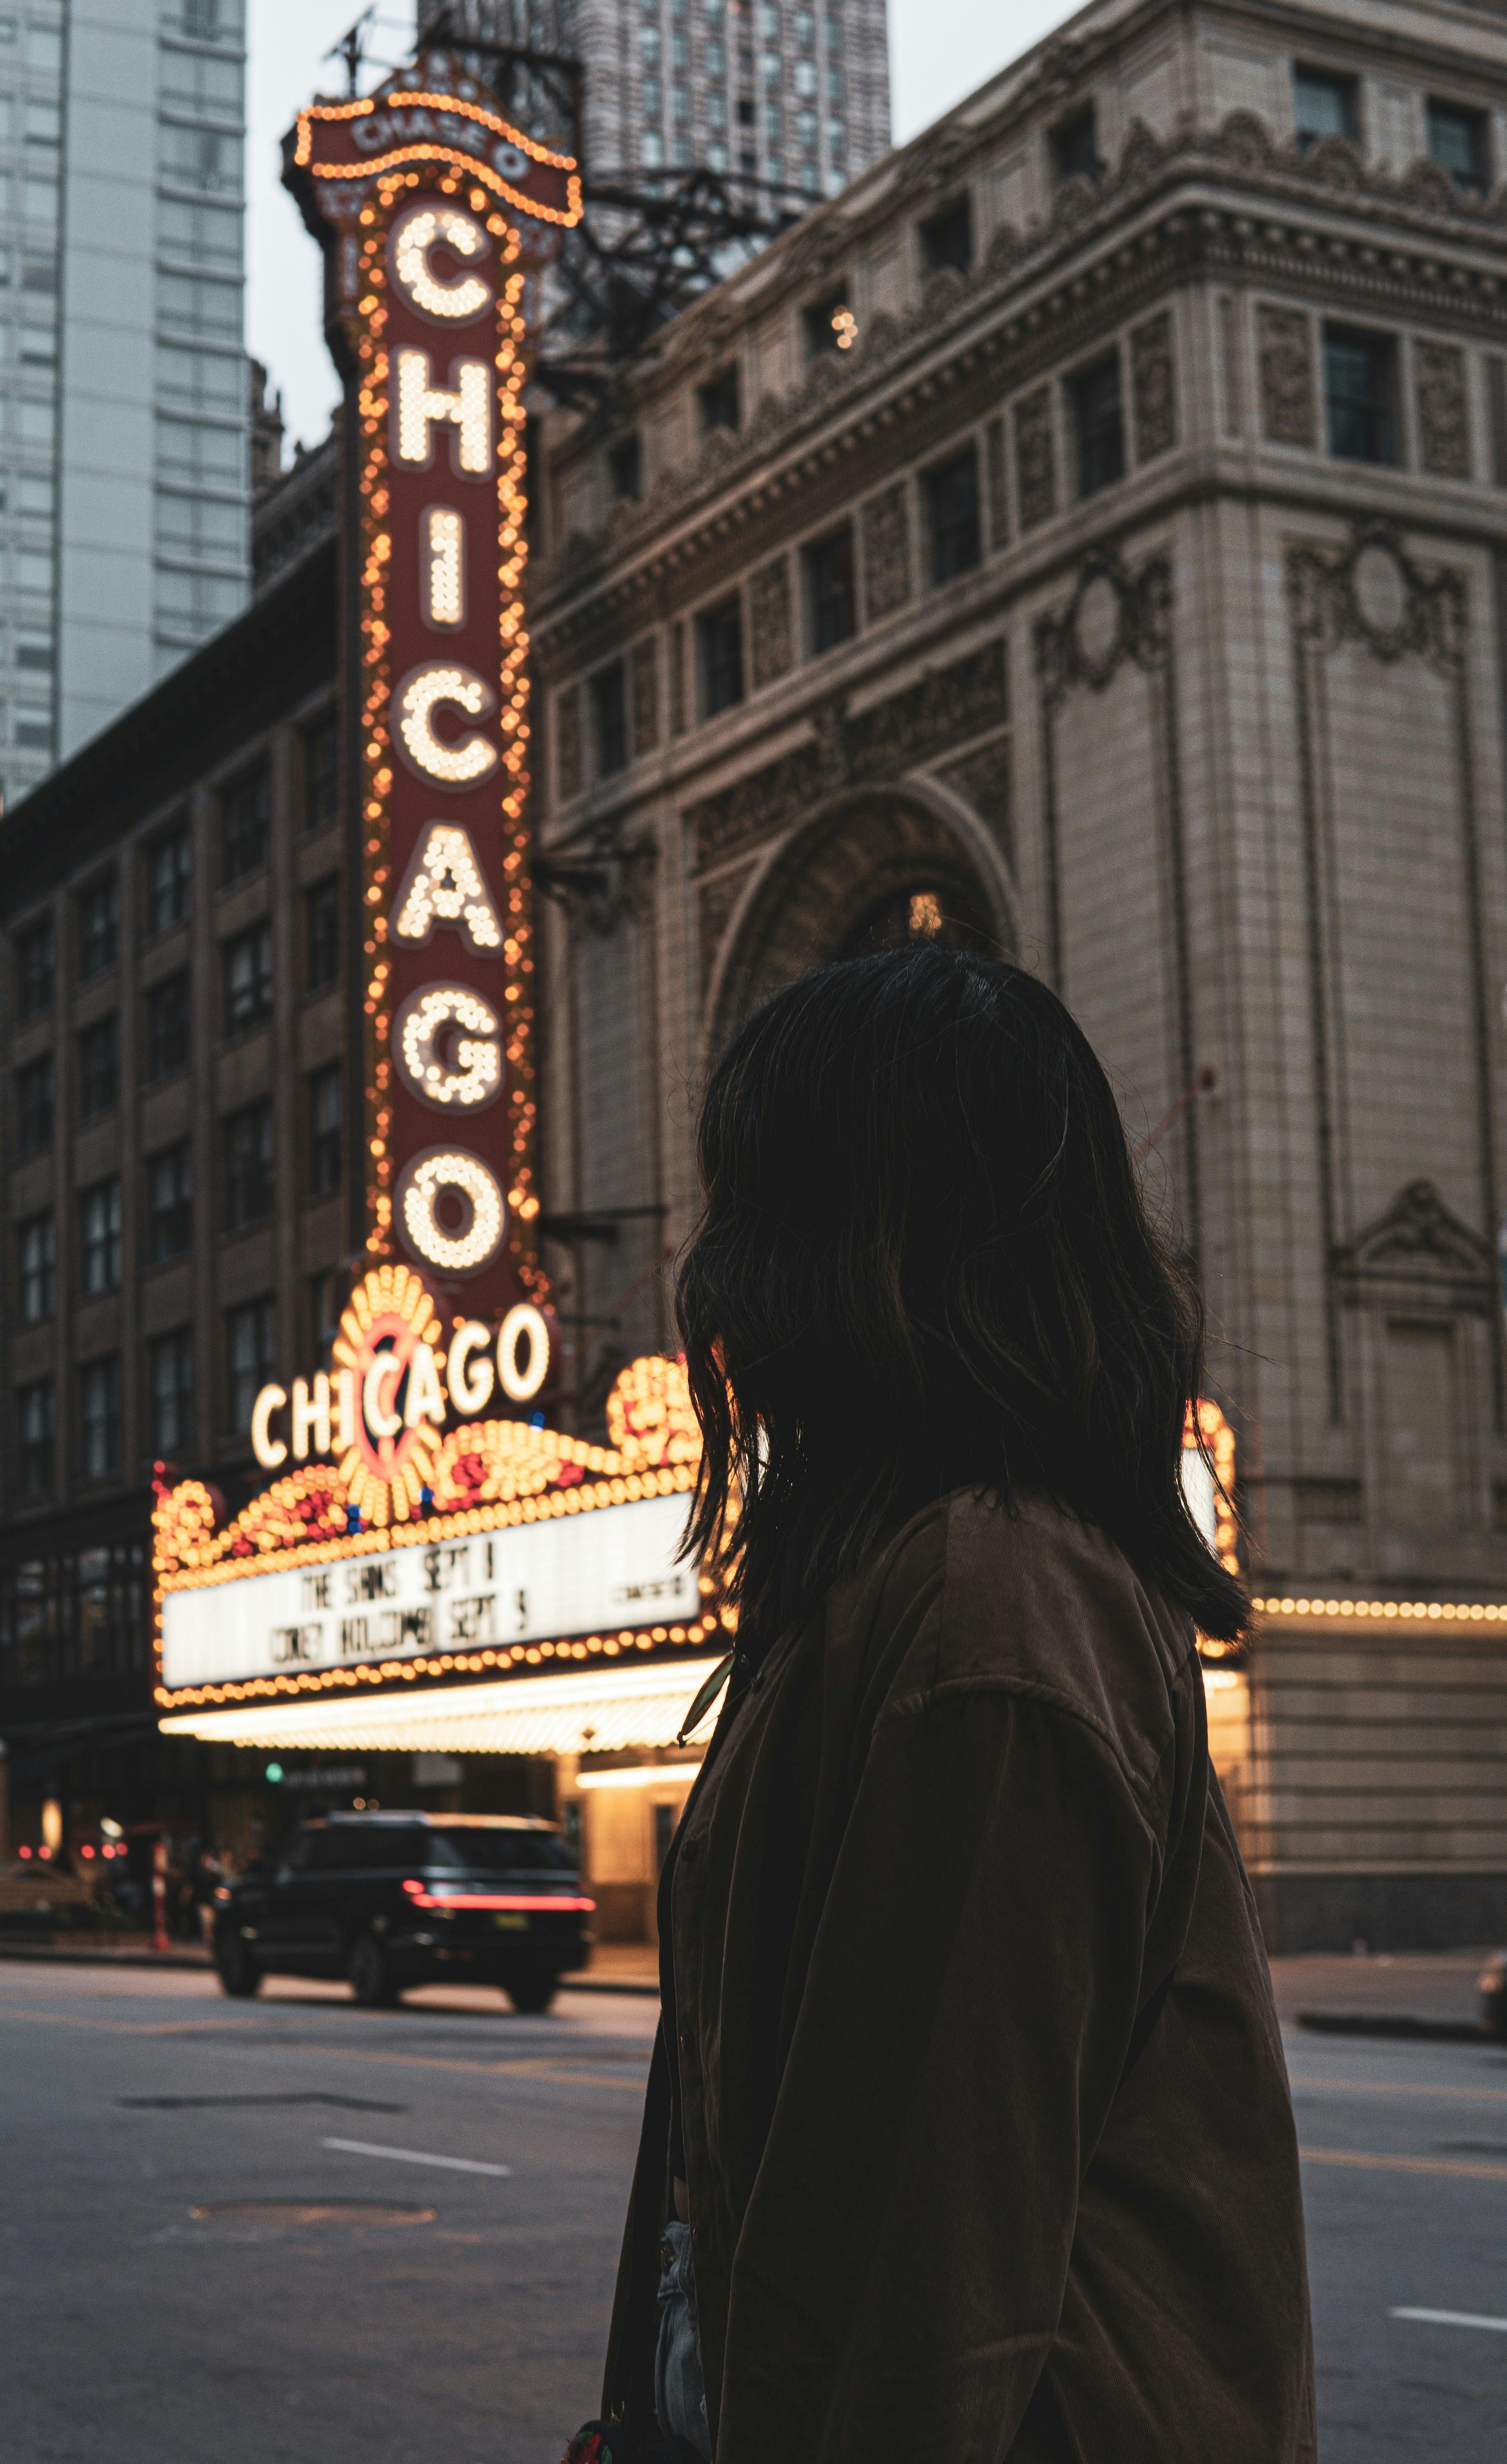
[924,1487,1200,1795]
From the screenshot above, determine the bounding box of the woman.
[578,947,1314,2464]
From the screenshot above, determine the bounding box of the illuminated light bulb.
[393,984,503,1110]
[423,505,465,627]
[391,822,503,951]
[397,1148,505,1275]
[393,347,492,474]
[393,662,498,786]
[498,1303,550,1402]
[388,204,491,322]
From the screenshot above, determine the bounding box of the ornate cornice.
[533,111,1507,667]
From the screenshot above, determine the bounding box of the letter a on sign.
[391,822,504,952]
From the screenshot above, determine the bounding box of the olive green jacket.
[603,1490,1316,2462]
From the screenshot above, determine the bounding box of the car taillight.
[402,1877,425,1896]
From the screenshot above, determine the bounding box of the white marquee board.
[160,1493,698,1693]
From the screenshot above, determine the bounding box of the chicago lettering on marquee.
[284,58,581,1322]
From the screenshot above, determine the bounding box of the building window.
[608,433,643,502]
[919,194,974,275]
[1324,326,1398,464]
[148,1328,195,1461]
[698,365,741,436]
[145,970,192,1081]
[1293,65,1359,152]
[697,593,745,718]
[1050,103,1101,184]
[307,1063,341,1200]
[802,521,856,656]
[309,1265,343,1358]
[226,1295,275,1436]
[924,444,982,586]
[147,824,192,934]
[221,762,270,884]
[223,1099,274,1232]
[804,288,855,359]
[304,713,338,832]
[590,660,629,778]
[77,1013,120,1119]
[15,1052,53,1156]
[18,1378,54,1500]
[80,1179,123,1295]
[222,918,273,1038]
[1428,98,1489,194]
[79,1356,124,1482]
[77,875,119,980]
[146,1142,194,1266]
[17,1212,54,1322]
[306,876,339,991]
[15,913,53,1016]
[1069,351,1126,498]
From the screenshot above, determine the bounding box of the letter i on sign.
[283,68,581,1334]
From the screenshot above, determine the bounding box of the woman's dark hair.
[677,944,1246,1645]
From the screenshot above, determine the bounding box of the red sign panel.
[285,65,580,1329]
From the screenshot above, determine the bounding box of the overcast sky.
[247,0,1084,456]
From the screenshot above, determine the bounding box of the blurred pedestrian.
[575,946,1314,2463]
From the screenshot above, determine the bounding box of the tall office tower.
[0,0,250,803]
[418,0,891,204]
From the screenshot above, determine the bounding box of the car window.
[281,1833,314,1874]
[356,1826,430,1870]
[426,1826,575,1874]
[303,1829,357,1873]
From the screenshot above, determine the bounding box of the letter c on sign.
[363,1353,404,1441]
[388,202,491,322]
[251,1383,288,1470]
[498,1304,550,1403]
[393,663,499,789]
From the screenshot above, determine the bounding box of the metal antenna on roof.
[325,7,376,98]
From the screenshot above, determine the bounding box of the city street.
[2,1962,1507,2460]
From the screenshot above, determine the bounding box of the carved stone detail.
[556,681,582,799]
[698,861,755,993]
[1288,521,1465,672]
[937,736,1013,866]
[861,484,912,623]
[1131,309,1177,462]
[749,554,794,689]
[1335,1178,1494,1310]
[1258,304,1316,447]
[689,640,1008,870]
[1415,339,1471,480]
[631,636,659,757]
[1013,385,1055,531]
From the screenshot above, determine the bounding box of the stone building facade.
[529,0,1507,1946]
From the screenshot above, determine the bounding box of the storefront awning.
[158,1653,726,1758]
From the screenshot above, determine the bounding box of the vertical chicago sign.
[284,61,580,1330]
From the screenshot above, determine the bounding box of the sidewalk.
[1269,1948,1495,2042]
[0,1930,662,1994]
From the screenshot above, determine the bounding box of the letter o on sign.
[498,1303,550,1402]
[396,1147,505,1276]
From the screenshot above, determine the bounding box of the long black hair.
[676,944,1246,1645]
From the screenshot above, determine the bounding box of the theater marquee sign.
[150,64,735,1750]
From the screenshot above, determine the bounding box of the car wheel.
[214,1930,262,1999]
[501,1967,558,2015]
[347,1932,401,2008]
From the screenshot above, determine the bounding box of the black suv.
[212,1812,593,2012]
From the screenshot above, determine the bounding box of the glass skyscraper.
[0,0,250,802]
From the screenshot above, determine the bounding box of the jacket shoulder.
[916,1489,1199,1802]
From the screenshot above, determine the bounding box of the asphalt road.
[4,1960,1507,2461]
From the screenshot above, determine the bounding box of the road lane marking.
[1302,2146,1507,2184]
[1291,2078,1507,2104]
[1390,2308,1507,2334]
[323,2136,512,2177]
